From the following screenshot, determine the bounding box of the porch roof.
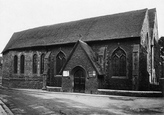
[60,40,104,75]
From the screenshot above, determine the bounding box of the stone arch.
[56,51,66,75]
[71,66,86,93]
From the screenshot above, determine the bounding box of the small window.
[56,51,66,75]
[14,55,18,73]
[33,54,38,74]
[20,55,25,74]
[111,47,126,77]
[40,54,45,74]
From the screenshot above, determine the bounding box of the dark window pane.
[56,52,66,75]
[14,55,18,73]
[112,48,126,77]
[40,54,45,74]
[20,55,25,74]
[120,55,126,76]
[112,55,119,76]
[33,54,37,74]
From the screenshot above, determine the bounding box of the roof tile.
[3,8,148,53]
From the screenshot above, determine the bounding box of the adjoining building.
[2,8,160,93]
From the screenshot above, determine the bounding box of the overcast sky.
[0,0,164,54]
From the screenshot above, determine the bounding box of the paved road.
[0,87,164,115]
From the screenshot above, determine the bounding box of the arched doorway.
[73,66,86,93]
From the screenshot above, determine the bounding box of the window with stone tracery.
[112,47,126,77]
[56,51,66,75]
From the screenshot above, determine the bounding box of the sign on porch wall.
[88,71,96,78]
[63,70,69,77]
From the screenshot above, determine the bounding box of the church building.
[2,8,160,93]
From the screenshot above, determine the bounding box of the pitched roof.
[60,40,104,75]
[3,8,148,53]
[148,8,156,29]
[148,8,156,38]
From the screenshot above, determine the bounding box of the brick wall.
[3,38,151,91]
[139,46,150,90]
[89,38,140,90]
[2,50,46,88]
[62,44,98,94]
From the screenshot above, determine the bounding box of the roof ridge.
[148,8,156,11]
[3,8,149,53]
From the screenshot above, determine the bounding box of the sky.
[0,0,164,54]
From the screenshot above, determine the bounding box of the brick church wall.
[89,38,140,90]
[2,38,150,91]
[139,46,150,90]
[2,49,46,88]
[62,44,98,94]
[2,44,75,88]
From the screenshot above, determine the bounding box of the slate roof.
[148,8,156,38]
[3,8,148,53]
[60,40,104,75]
[148,8,156,29]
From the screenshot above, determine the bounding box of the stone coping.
[98,89,162,97]
[98,89,161,93]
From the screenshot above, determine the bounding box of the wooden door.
[74,68,85,93]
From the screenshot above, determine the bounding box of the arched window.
[112,47,126,77]
[33,54,37,74]
[20,55,25,74]
[40,53,45,74]
[14,55,18,73]
[56,51,66,75]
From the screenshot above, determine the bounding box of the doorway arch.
[72,66,86,93]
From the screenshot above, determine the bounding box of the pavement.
[0,78,11,115]
[13,88,164,114]
[0,86,13,115]
[0,86,164,114]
